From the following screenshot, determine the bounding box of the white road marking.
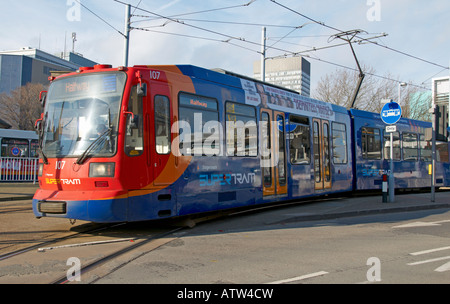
[393,219,450,229]
[410,246,450,256]
[435,261,450,272]
[407,255,450,266]
[37,238,135,252]
[267,271,329,284]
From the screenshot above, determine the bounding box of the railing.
[0,157,39,183]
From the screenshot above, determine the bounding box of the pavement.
[0,182,39,202]
[262,190,450,225]
[1,182,450,222]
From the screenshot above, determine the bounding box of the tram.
[0,129,39,181]
[32,64,450,222]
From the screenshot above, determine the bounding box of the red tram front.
[33,64,192,222]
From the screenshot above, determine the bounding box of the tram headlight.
[89,162,115,177]
[38,163,43,177]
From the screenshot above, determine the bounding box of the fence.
[0,157,39,183]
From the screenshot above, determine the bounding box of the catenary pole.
[123,4,131,67]
[261,27,266,82]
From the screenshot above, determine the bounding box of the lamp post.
[398,82,407,104]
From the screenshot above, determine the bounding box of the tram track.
[3,189,445,283]
[0,222,184,284]
[0,222,124,262]
[0,207,32,214]
[0,196,336,264]
[51,226,184,284]
[50,199,357,284]
[0,195,217,283]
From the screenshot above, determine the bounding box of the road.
[95,206,450,284]
[1,188,449,285]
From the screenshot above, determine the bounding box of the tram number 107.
[149,70,161,80]
[55,161,66,170]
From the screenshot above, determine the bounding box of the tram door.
[313,119,332,190]
[150,83,173,186]
[261,110,287,197]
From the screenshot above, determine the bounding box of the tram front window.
[41,72,126,159]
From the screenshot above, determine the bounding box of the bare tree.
[313,65,431,121]
[0,83,46,130]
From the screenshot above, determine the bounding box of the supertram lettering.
[45,178,81,185]
[199,173,255,187]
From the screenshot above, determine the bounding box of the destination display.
[240,79,335,120]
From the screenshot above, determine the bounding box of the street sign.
[381,101,402,125]
[385,126,397,133]
[11,147,20,157]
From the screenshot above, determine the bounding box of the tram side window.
[289,115,311,165]
[155,95,171,155]
[332,122,348,164]
[277,114,287,185]
[1,138,29,157]
[225,101,257,157]
[361,127,381,160]
[125,86,144,157]
[403,132,418,161]
[420,132,449,162]
[437,141,449,162]
[261,112,272,186]
[383,131,401,160]
[419,134,432,162]
[178,92,220,156]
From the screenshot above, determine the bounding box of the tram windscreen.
[41,72,126,158]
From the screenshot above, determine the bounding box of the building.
[0,47,97,95]
[432,76,450,141]
[433,76,450,106]
[253,57,311,97]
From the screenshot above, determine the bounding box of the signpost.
[381,101,402,203]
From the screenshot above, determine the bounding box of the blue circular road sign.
[381,101,402,125]
[11,147,20,156]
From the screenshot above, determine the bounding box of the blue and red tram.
[351,109,450,190]
[32,64,450,222]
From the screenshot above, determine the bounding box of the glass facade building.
[254,57,311,97]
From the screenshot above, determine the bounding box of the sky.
[1,0,449,94]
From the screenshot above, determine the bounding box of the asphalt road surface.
[94,204,450,284]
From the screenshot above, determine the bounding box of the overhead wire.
[74,0,126,38]
[85,0,441,90]
[131,0,143,14]
[134,17,300,29]
[112,0,298,56]
[269,0,449,71]
[130,0,258,24]
[135,27,261,54]
[303,54,430,91]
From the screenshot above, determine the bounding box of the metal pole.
[261,26,266,82]
[348,42,365,109]
[123,4,131,67]
[431,104,436,202]
[389,131,395,202]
